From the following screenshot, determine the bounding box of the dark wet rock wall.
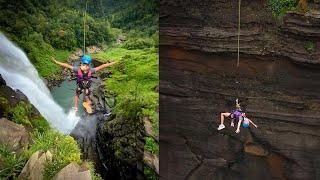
[160,46,320,179]
[160,4,320,180]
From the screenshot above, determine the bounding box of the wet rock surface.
[97,114,146,180]
[0,76,30,107]
[70,77,111,178]
[160,46,320,180]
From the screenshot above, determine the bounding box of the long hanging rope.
[83,0,88,54]
[237,0,241,68]
[235,0,241,105]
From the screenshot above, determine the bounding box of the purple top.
[232,110,242,118]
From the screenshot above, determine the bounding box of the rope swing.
[234,0,241,104]
[83,0,88,54]
[237,0,241,68]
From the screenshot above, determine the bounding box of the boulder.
[143,117,154,138]
[86,46,102,54]
[143,151,159,175]
[18,150,53,180]
[68,49,83,62]
[244,142,269,156]
[116,35,126,45]
[0,118,30,152]
[54,162,91,180]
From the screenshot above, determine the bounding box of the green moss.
[144,166,158,180]
[145,137,159,155]
[305,41,316,53]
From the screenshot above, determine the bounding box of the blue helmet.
[81,55,92,64]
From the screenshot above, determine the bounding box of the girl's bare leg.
[235,117,243,133]
[220,112,231,125]
[84,89,91,104]
[73,95,79,111]
[218,112,231,130]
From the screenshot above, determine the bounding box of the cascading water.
[0,33,80,134]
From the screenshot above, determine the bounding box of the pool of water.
[51,79,85,115]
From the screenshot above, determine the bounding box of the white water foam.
[0,33,80,134]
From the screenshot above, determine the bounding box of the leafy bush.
[25,130,82,179]
[88,161,102,180]
[268,0,297,18]
[8,101,50,133]
[10,101,33,126]
[122,38,154,50]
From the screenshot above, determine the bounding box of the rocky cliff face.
[70,63,147,180]
[70,75,111,178]
[160,0,320,64]
[160,1,320,179]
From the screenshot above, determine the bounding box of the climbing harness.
[77,69,93,84]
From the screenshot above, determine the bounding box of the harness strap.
[77,68,92,81]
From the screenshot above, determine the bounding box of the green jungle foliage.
[268,0,297,18]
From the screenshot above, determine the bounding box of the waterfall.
[0,33,80,134]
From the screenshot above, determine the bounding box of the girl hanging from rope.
[51,55,117,113]
[217,99,258,133]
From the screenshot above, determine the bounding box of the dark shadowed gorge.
[160,0,320,179]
